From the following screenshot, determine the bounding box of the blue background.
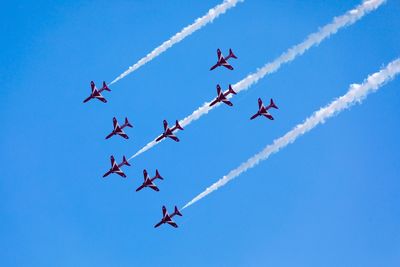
[1,0,399,266]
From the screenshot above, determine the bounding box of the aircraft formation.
[84,48,279,228]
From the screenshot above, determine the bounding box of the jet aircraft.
[83,81,111,103]
[105,117,133,139]
[155,120,184,142]
[209,84,237,107]
[250,98,278,120]
[136,169,163,192]
[210,48,237,71]
[103,155,131,178]
[154,206,182,228]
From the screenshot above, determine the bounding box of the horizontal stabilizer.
[175,120,184,131]
[174,206,182,217]
[228,85,237,95]
[102,81,111,91]
[228,48,238,59]
[125,117,133,128]
[269,99,278,109]
[122,156,131,166]
[155,169,163,180]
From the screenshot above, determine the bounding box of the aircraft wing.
[91,81,96,92]
[110,156,116,167]
[217,49,222,61]
[163,120,168,131]
[250,113,259,120]
[167,134,180,142]
[105,132,114,139]
[135,184,145,192]
[262,114,274,120]
[221,61,234,70]
[258,98,263,109]
[102,170,112,178]
[113,117,118,129]
[222,99,233,106]
[83,96,92,103]
[95,94,107,103]
[148,182,160,192]
[154,221,163,228]
[155,134,165,142]
[216,84,222,96]
[209,63,219,71]
[162,206,167,217]
[209,98,220,107]
[167,221,178,228]
[114,169,127,178]
[117,131,129,139]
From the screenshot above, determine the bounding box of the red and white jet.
[102,155,131,178]
[155,120,184,142]
[136,169,163,192]
[83,81,111,103]
[250,98,278,120]
[209,84,237,107]
[154,206,182,228]
[105,117,133,139]
[210,48,237,71]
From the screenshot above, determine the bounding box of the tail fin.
[175,120,184,131]
[228,49,238,59]
[122,156,131,166]
[174,206,182,216]
[155,169,164,180]
[228,85,237,95]
[102,81,111,91]
[269,99,278,109]
[124,117,133,128]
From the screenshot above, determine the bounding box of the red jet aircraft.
[209,84,237,107]
[210,48,237,71]
[106,117,133,139]
[155,120,184,142]
[102,155,131,178]
[250,98,278,120]
[154,206,182,228]
[83,81,111,103]
[136,169,163,192]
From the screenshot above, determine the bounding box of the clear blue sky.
[1,1,399,266]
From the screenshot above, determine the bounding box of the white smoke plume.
[182,58,400,209]
[110,0,243,85]
[129,0,385,160]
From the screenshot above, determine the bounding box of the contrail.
[109,0,243,85]
[182,58,400,209]
[129,0,385,160]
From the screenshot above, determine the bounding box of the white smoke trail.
[129,0,385,160]
[182,58,400,209]
[110,0,243,85]
[180,0,386,126]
